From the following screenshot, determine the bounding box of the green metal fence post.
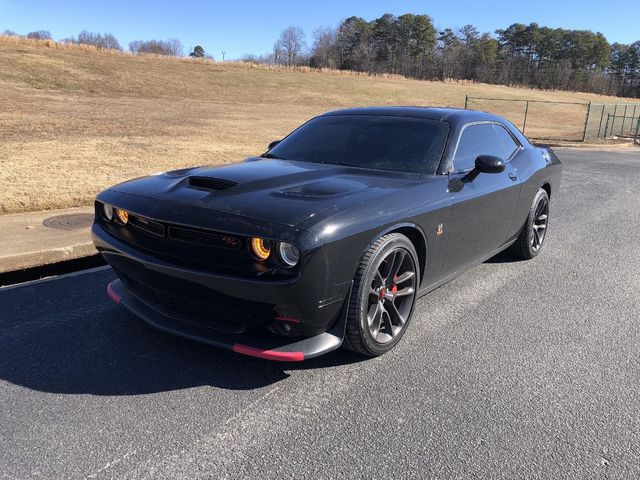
[464,95,468,110]
[604,114,611,138]
[522,101,529,133]
[635,119,640,145]
[622,105,628,135]
[598,103,607,138]
[597,105,606,138]
[582,102,592,142]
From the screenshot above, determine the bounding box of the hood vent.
[188,176,238,191]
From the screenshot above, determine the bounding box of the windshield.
[267,115,449,174]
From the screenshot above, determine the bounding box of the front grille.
[118,271,254,334]
[129,214,164,236]
[103,209,243,253]
[96,201,282,278]
[168,225,242,250]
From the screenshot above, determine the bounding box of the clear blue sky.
[1,0,638,59]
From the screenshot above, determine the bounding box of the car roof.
[319,106,504,124]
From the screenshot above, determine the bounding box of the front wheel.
[509,188,550,259]
[343,233,419,357]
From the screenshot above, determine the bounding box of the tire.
[509,188,550,259]
[343,233,420,357]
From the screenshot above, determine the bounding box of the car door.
[440,122,523,278]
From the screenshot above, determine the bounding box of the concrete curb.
[0,206,96,274]
[0,243,97,274]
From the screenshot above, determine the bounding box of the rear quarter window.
[492,124,521,159]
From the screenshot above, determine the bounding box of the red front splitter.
[106,281,121,304]
[233,343,305,362]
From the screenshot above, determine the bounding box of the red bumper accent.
[107,281,121,304]
[232,343,305,362]
[274,316,301,324]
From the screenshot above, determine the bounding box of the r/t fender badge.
[436,223,444,236]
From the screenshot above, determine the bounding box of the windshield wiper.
[260,153,287,160]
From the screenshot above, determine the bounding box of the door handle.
[508,172,518,181]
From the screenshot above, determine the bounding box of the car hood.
[106,158,426,230]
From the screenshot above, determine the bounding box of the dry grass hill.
[0,35,635,214]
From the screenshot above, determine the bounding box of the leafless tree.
[74,31,122,50]
[129,38,184,56]
[26,30,51,40]
[274,26,306,66]
[165,38,184,57]
[311,26,337,68]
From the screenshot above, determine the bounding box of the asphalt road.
[1,147,640,479]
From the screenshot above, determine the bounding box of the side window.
[492,124,520,159]
[453,124,503,172]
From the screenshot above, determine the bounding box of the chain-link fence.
[464,96,590,141]
[585,104,640,140]
[465,95,640,142]
[602,114,639,139]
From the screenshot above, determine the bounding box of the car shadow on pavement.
[484,250,527,264]
[0,278,366,396]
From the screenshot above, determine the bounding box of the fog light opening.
[273,317,300,337]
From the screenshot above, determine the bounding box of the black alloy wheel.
[344,233,419,356]
[509,188,550,259]
[531,194,549,252]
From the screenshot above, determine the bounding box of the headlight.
[115,208,129,225]
[277,242,300,267]
[102,203,114,222]
[250,237,272,261]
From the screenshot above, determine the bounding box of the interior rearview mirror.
[268,140,281,150]
[475,155,506,174]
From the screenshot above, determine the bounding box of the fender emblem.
[436,223,444,236]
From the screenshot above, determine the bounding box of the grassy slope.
[0,37,635,214]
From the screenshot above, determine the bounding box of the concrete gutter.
[0,207,96,274]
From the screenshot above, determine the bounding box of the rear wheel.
[344,233,419,356]
[509,188,550,259]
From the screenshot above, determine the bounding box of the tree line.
[5,18,639,98]
[2,29,204,58]
[254,15,640,98]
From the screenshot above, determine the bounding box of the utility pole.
[221,50,226,61]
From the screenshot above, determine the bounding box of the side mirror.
[475,155,505,174]
[268,140,281,150]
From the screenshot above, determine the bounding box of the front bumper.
[93,223,351,360]
[107,279,347,361]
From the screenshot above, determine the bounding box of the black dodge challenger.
[93,107,562,361]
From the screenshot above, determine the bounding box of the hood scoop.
[188,176,238,191]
